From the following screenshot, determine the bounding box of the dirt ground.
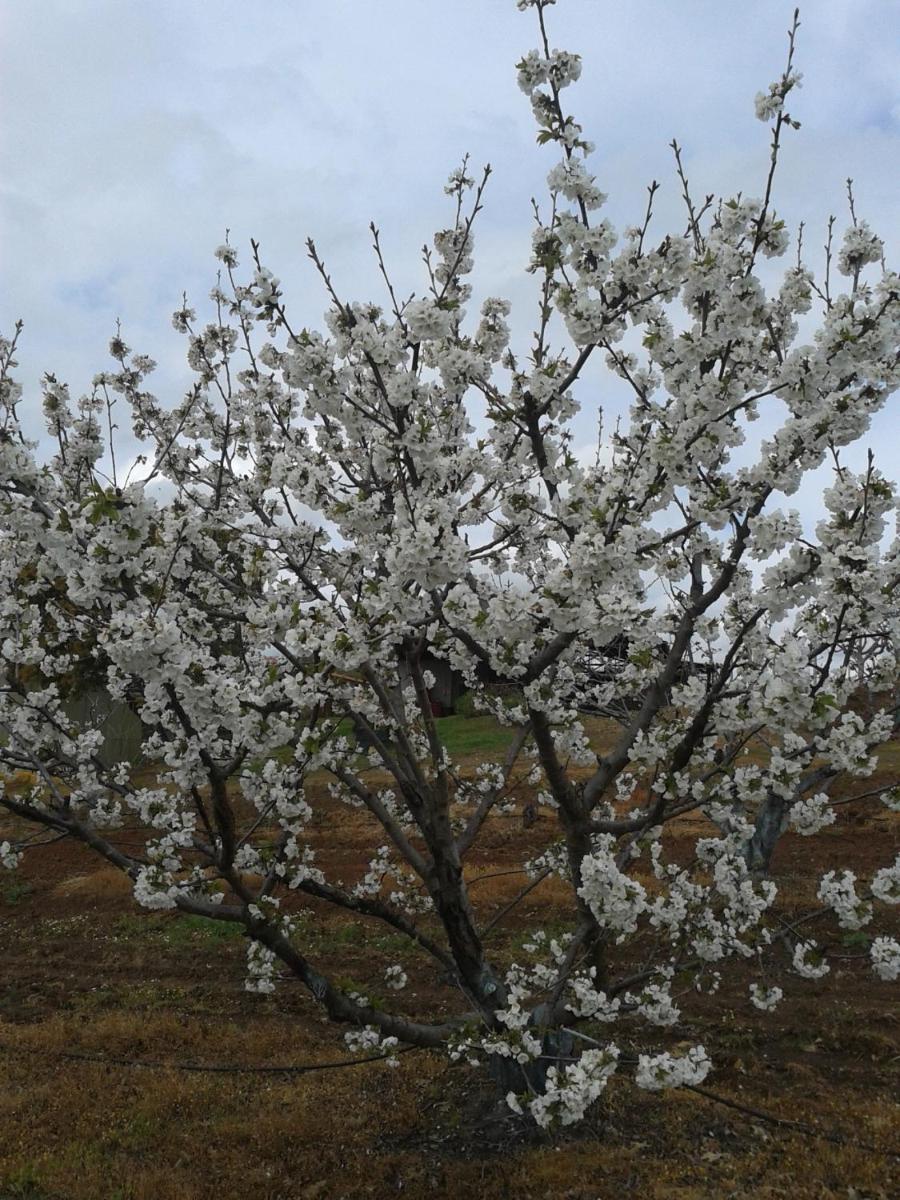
[0,747,898,1199]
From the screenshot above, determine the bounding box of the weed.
[333,976,383,1008]
[1,880,32,907]
[0,1162,52,1199]
[325,921,366,947]
[109,912,243,949]
[69,982,189,1014]
[101,1112,158,1154]
[161,914,244,947]
[434,715,513,757]
[370,931,413,954]
[110,914,148,943]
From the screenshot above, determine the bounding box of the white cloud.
[1,0,896,487]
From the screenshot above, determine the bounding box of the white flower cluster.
[817,870,872,931]
[516,48,581,98]
[577,835,648,938]
[245,940,278,995]
[818,711,885,777]
[626,983,680,1028]
[508,1045,620,1128]
[567,974,621,1022]
[384,964,408,991]
[133,865,181,911]
[870,937,900,982]
[837,221,884,277]
[871,855,900,906]
[525,840,569,880]
[792,940,830,980]
[214,242,239,269]
[546,160,606,211]
[753,70,802,123]
[344,1025,400,1066]
[635,1046,712,1091]
[788,792,836,836]
[403,299,455,344]
[749,982,783,1011]
[353,844,392,899]
[0,840,21,871]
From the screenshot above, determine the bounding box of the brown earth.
[0,751,898,1199]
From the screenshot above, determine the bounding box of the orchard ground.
[0,717,897,1200]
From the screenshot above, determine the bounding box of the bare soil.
[0,754,898,1199]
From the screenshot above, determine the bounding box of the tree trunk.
[487,1014,574,1098]
[743,792,787,873]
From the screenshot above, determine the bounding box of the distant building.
[422,653,467,716]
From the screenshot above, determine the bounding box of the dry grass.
[50,868,135,903]
[0,1007,896,1200]
[0,731,897,1198]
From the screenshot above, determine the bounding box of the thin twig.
[480,869,551,939]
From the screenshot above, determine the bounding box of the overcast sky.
[1,0,898,491]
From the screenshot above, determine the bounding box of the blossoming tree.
[1,0,898,1126]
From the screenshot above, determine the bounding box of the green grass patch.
[288,914,415,959]
[161,914,245,947]
[110,913,244,950]
[319,920,366,947]
[0,1161,55,1199]
[266,712,514,771]
[434,715,513,758]
[1,879,33,906]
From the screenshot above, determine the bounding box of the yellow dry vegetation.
[0,729,896,1197]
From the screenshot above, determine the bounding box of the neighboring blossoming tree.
[1,0,898,1127]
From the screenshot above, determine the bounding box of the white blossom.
[749,982,783,1011]
[871,856,900,905]
[789,793,836,836]
[525,1046,620,1128]
[818,870,872,930]
[635,1046,711,1091]
[404,299,455,343]
[870,937,900,982]
[0,0,897,1135]
[837,221,884,277]
[384,964,408,991]
[0,841,21,870]
[792,940,830,980]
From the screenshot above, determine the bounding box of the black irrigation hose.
[0,1039,420,1076]
[685,1083,900,1160]
[1,1039,897,1160]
